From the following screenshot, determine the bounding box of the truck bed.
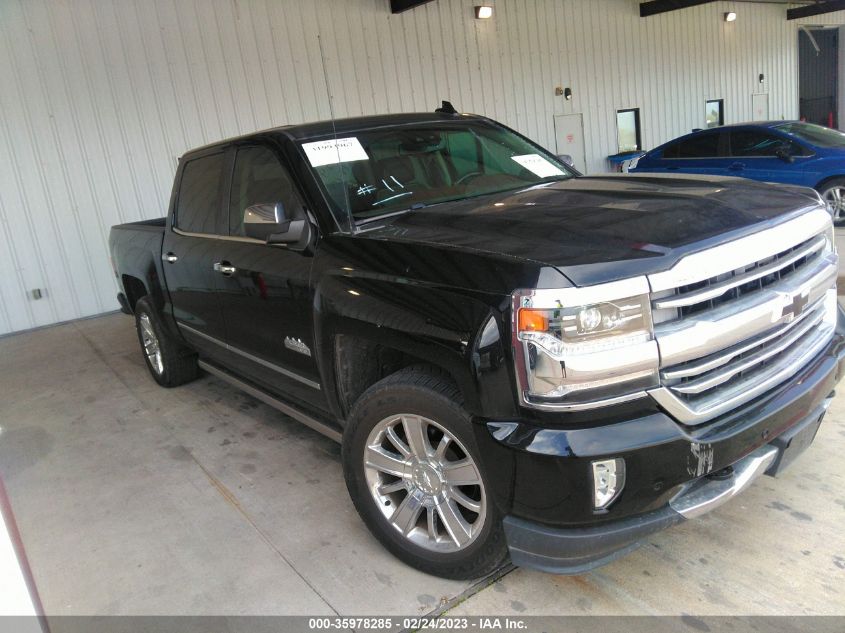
[112,217,166,232]
[108,217,167,313]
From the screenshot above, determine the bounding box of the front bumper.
[487,327,845,575]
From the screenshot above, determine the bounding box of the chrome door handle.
[213,262,237,276]
[162,252,178,263]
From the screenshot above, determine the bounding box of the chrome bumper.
[669,444,778,519]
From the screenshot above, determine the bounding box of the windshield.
[301,120,574,225]
[774,122,845,149]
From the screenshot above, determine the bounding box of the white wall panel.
[1,0,844,334]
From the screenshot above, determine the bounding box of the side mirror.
[244,202,286,241]
[556,154,575,167]
[244,202,315,252]
[267,219,314,252]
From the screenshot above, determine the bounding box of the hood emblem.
[284,337,312,357]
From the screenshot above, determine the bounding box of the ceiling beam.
[639,0,717,18]
[390,0,436,14]
[787,1,845,20]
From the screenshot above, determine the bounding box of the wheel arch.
[313,275,519,424]
[814,174,845,191]
[121,274,148,312]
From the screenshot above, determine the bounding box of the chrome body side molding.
[179,323,321,390]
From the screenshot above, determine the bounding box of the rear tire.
[817,177,845,226]
[134,296,198,388]
[342,366,508,580]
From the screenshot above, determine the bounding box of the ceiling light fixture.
[475,5,493,19]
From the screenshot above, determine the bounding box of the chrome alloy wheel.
[823,185,845,222]
[363,414,486,552]
[139,313,164,375]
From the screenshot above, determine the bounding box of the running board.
[198,360,342,443]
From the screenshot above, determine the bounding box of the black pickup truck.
[110,109,844,580]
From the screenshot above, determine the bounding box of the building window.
[616,108,641,152]
[706,99,724,128]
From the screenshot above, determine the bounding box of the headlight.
[512,277,659,409]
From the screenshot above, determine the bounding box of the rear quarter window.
[175,153,225,234]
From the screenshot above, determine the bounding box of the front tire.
[342,367,508,580]
[817,177,845,225]
[134,296,198,388]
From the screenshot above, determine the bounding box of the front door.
[214,144,326,413]
[727,128,810,186]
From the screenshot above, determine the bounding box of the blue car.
[631,121,845,224]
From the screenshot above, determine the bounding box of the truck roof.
[183,112,485,157]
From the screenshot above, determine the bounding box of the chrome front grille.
[660,297,832,419]
[653,233,827,322]
[647,207,837,425]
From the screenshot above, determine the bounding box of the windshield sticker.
[511,154,565,178]
[302,137,369,167]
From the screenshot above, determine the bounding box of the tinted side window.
[662,142,680,159]
[676,132,721,158]
[730,130,789,157]
[176,153,225,234]
[229,146,304,237]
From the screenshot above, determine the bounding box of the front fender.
[313,271,519,422]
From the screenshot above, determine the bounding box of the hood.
[360,173,823,286]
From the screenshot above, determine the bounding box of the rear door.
[727,128,811,185]
[214,143,327,412]
[162,150,230,359]
[656,130,728,176]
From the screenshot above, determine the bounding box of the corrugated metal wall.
[1,0,844,335]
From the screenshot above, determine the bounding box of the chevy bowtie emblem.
[782,292,809,321]
[284,336,312,357]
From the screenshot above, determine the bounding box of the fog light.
[592,458,625,510]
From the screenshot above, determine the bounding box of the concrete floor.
[1,313,844,616]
